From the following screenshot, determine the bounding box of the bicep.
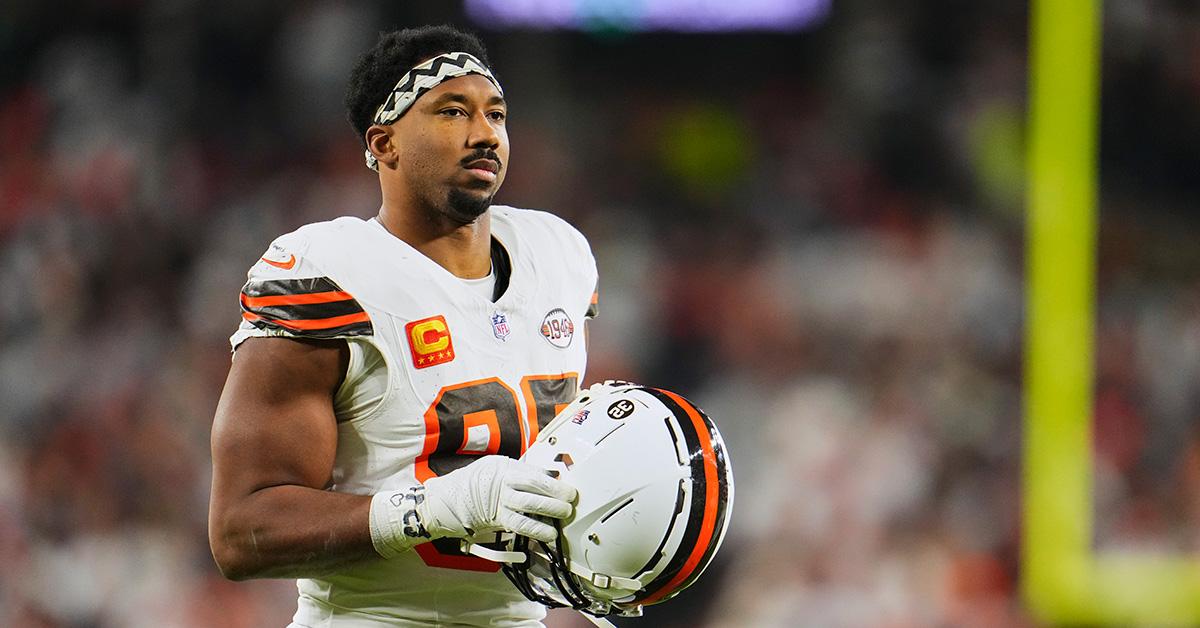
[211,337,349,497]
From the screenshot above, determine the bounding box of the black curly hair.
[344,25,493,149]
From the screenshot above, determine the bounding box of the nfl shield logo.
[491,311,511,341]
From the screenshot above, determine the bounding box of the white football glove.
[369,455,577,558]
[422,455,577,542]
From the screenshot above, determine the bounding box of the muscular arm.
[208,336,376,580]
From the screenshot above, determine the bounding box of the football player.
[207,25,598,627]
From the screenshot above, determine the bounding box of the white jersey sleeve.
[230,228,374,350]
[559,215,599,319]
[230,227,385,422]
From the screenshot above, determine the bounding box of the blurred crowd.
[2,1,1199,627]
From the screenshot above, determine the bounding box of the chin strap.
[464,538,645,628]
[462,540,527,563]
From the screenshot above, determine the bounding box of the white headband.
[365,51,503,171]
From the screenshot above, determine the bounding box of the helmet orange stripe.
[638,388,721,605]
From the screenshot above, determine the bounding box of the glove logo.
[389,486,431,539]
[406,315,455,369]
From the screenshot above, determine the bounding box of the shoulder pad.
[240,275,373,339]
[239,227,373,339]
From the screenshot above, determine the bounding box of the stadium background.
[1,1,1199,626]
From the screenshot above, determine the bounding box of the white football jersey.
[229,206,598,627]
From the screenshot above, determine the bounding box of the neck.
[377,201,492,280]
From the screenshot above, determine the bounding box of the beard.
[444,187,494,225]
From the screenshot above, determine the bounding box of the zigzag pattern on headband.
[365,51,503,171]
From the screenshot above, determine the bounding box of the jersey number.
[413,373,578,571]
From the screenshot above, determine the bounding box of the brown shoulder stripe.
[240,277,372,338]
[583,280,597,317]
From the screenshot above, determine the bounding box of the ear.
[365,125,397,169]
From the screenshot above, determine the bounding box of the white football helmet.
[464,381,734,619]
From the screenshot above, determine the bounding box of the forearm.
[210,485,376,580]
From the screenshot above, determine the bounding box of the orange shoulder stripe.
[240,290,355,308]
[242,310,370,331]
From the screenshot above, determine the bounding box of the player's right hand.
[420,455,577,543]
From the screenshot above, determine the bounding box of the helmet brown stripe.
[634,388,731,605]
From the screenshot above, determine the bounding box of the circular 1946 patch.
[540,308,574,348]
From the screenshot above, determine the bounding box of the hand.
[420,455,577,543]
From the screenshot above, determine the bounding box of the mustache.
[461,149,502,169]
